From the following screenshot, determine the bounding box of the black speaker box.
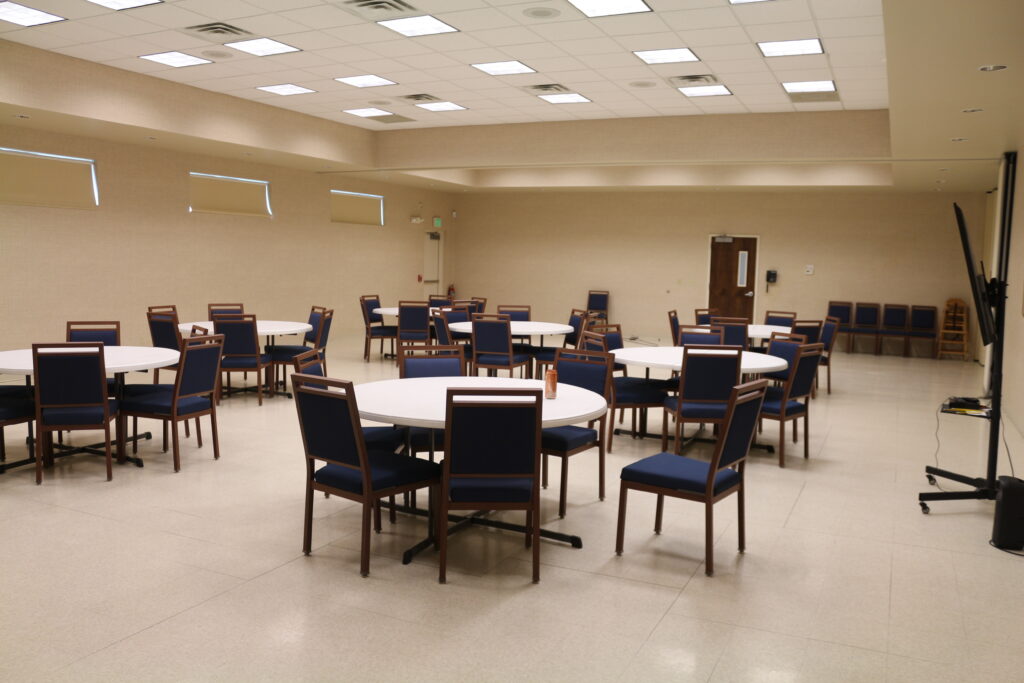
[992,476,1024,550]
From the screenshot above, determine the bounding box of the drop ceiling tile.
[594,65,664,80]
[592,13,672,37]
[381,69,445,84]
[715,70,777,85]
[834,78,888,93]
[771,67,833,81]
[529,20,608,42]
[77,12,164,37]
[831,65,886,80]
[792,101,843,110]
[54,43,125,62]
[611,31,680,51]
[173,0,266,20]
[524,55,589,72]
[465,25,542,46]
[816,15,884,38]
[346,57,420,73]
[556,36,624,55]
[434,7,520,31]
[646,62,713,78]
[737,93,793,105]
[99,56,168,73]
[678,27,752,48]
[139,30,213,50]
[647,0,723,8]
[278,5,364,29]
[660,7,741,32]
[0,28,78,49]
[824,35,886,61]
[274,30,348,51]
[218,56,295,75]
[262,51,336,68]
[808,0,882,19]
[230,14,312,37]
[730,83,786,97]
[30,21,120,44]
[126,3,216,29]
[733,0,814,23]
[578,52,645,69]
[692,43,762,61]
[764,54,829,70]
[413,32,490,51]
[743,21,819,43]
[500,42,568,59]
[395,52,463,69]
[694,102,750,114]
[324,23,404,45]
[244,0,325,11]
[702,58,772,75]
[420,65,491,81]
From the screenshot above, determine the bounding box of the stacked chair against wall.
[848,302,880,353]
[586,290,609,320]
[359,294,397,362]
[877,304,909,355]
[907,305,939,357]
[292,373,439,577]
[826,301,853,349]
[616,380,768,576]
[540,348,613,518]
[759,341,824,467]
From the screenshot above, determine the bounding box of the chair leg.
[532,501,540,583]
[373,501,382,532]
[542,453,548,488]
[132,416,139,454]
[360,502,372,577]
[804,412,810,459]
[660,410,669,453]
[184,419,190,438]
[615,484,628,555]
[559,455,568,518]
[525,509,532,548]
[389,495,397,524]
[705,500,714,576]
[303,484,313,555]
[792,418,797,443]
[210,406,220,460]
[654,494,664,534]
[778,420,786,468]
[195,418,202,448]
[438,497,449,584]
[607,403,616,453]
[34,429,44,485]
[162,420,168,452]
[737,483,745,553]
[827,362,832,394]
[171,419,180,472]
[598,422,606,502]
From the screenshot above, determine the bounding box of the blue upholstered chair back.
[681,347,741,402]
[788,345,823,400]
[148,313,181,351]
[827,302,852,325]
[587,291,608,312]
[293,379,364,474]
[398,303,429,335]
[765,312,796,326]
[566,310,586,347]
[695,310,714,325]
[854,304,879,326]
[882,305,908,328]
[765,339,800,381]
[429,295,451,308]
[716,382,768,470]
[581,331,606,353]
[403,355,464,378]
[67,324,120,347]
[213,315,259,356]
[680,329,722,346]
[446,308,470,326]
[668,310,680,344]
[318,311,333,348]
[33,344,106,407]
[554,350,611,399]
[304,309,322,345]
[716,323,748,348]
[293,349,326,378]
[506,309,529,322]
[177,336,223,397]
[791,321,821,344]
[209,304,243,316]
[911,306,936,330]
[820,320,838,349]
[361,297,383,325]
[446,390,540,477]
[473,319,512,354]
[434,317,454,345]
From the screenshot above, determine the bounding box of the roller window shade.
[331,189,383,226]
[189,172,271,217]
[0,147,98,209]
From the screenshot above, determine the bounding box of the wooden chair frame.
[710,317,749,350]
[818,316,840,394]
[470,314,530,377]
[790,319,823,345]
[908,305,939,358]
[760,343,824,467]
[678,325,724,345]
[587,290,609,319]
[147,304,178,316]
[848,302,880,353]
[396,300,431,361]
[617,380,768,576]
[660,345,742,454]
[694,307,719,325]
[147,310,182,384]
[208,303,244,318]
[878,304,910,355]
[66,320,121,345]
[213,313,273,405]
[764,310,797,325]
[359,294,397,362]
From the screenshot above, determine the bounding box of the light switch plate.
[804,264,815,275]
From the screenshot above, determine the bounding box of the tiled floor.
[2,336,1022,682]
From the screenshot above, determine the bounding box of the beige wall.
[0,124,455,349]
[451,190,987,344]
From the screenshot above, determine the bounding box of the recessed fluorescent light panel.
[0,2,64,26]
[782,80,835,93]
[257,84,315,96]
[335,75,396,88]
[85,0,161,9]
[539,93,591,104]
[140,51,211,67]
[377,15,457,37]
[757,38,823,57]
[633,48,699,64]
[224,38,300,56]
[416,102,466,111]
[472,61,535,76]
[679,85,732,97]
[567,0,651,18]
[344,108,393,118]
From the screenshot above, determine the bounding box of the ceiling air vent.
[370,114,416,124]
[787,91,840,103]
[521,83,571,94]
[666,74,718,87]
[182,22,252,41]
[339,0,420,21]
[402,94,441,102]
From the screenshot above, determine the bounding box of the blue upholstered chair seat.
[648,378,678,391]
[122,391,211,416]
[362,426,409,452]
[621,452,741,495]
[314,451,440,494]
[265,344,312,361]
[760,397,806,416]
[475,353,531,366]
[221,355,271,369]
[369,326,398,337]
[42,401,118,426]
[613,377,667,404]
[662,397,728,419]
[410,426,444,450]
[449,476,534,503]
[541,425,597,451]
[0,397,33,420]
[399,331,429,341]
[451,331,471,341]
[0,386,32,400]
[530,346,559,362]
[123,383,172,396]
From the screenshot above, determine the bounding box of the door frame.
[704,233,760,319]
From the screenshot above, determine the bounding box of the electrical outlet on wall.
[804,264,815,275]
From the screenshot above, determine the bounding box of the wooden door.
[708,236,757,320]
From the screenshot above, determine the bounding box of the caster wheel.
[926,474,936,486]
[919,502,930,514]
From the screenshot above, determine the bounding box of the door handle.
[744,291,754,297]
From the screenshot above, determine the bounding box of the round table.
[0,345,181,375]
[355,376,607,429]
[611,347,788,374]
[372,307,444,318]
[447,321,574,336]
[180,320,312,336]
[748,324,791,340]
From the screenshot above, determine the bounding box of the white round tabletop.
[0,346,181,375]
[748,324,791,340]
[448,321,574,336]
[612,347,788,374]
[372,307,444,318]
[355,376,607,430]
[180,320,312,336]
